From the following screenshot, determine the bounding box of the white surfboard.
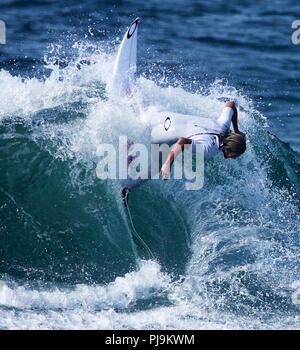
[112,18,139,97]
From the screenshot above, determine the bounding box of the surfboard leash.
[123,189,155,260]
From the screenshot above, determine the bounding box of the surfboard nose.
[112,18,139,97]
[127,18,140,39]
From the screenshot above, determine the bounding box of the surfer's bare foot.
[122,188,129,207]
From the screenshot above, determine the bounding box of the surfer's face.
[222,146,238,159]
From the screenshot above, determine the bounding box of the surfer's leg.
[121,139,151,206]
[127,139,134,165]
[121,140,134,207]
[122,187,130,207]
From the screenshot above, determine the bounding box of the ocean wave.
[0,40,299,329]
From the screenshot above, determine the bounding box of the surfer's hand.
[161,163,170,180]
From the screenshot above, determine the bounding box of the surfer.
[122,101,246,205]
[110,18,246,204]
[159,101,246,179]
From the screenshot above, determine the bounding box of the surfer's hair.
[223,133,246,156]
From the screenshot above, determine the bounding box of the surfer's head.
[222,133,246,159]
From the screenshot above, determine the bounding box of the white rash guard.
[149,106,234,159]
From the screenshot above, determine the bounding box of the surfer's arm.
[226,101,246,139]
[160,137,192,180]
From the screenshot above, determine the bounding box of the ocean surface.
[0,0,299,329]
